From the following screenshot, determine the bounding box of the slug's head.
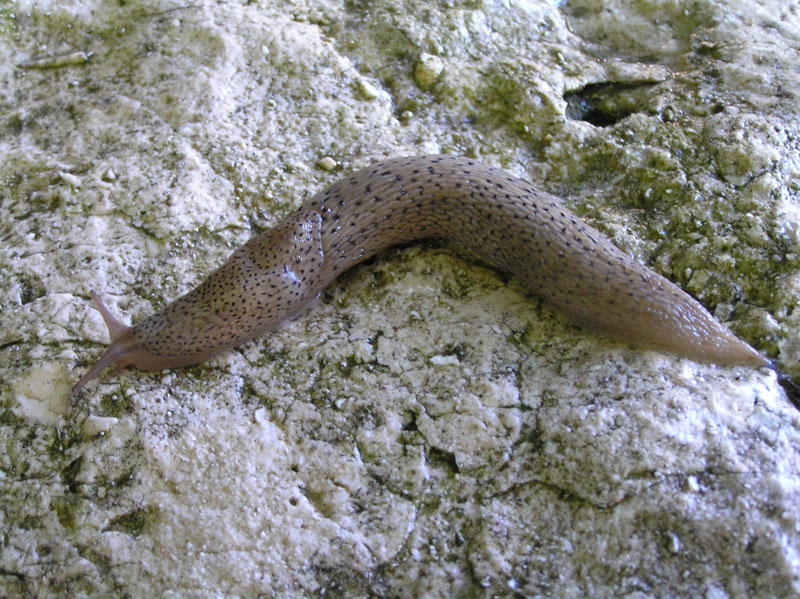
[72,291,142,394]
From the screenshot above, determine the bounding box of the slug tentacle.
[90,290,130,340]
[74,155,775,396]
[72,292,138,394]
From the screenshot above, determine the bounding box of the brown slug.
[73,155,776,395]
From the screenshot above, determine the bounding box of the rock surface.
[1,0,799,597]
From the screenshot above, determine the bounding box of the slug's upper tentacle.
[74,155,771,394]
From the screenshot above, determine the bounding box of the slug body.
[73,155,768,393]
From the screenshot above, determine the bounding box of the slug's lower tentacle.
[74,155,775,398]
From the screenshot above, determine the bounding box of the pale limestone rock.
[0,0,799,598]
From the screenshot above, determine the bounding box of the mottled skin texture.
[73,155,768,394]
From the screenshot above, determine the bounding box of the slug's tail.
[771,361,800,411]
[72,292,134,394]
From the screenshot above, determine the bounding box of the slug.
[73,155,778,396]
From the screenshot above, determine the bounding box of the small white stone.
[666,531,681,553]
[358,79,380,100]
[414,53,444,89]
[317,156,337,171]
